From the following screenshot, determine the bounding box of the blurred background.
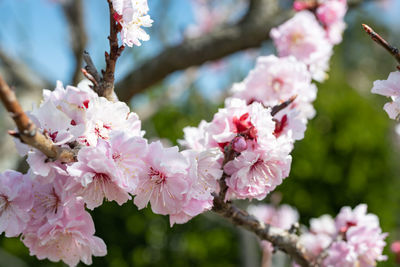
[0,0,400,266]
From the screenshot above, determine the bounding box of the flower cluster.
[0,80,225,266]
[182,98,292,200]
[299,204,387,266]
[111,0,153,46]
[0,1,361,266]
[181,1,348,201]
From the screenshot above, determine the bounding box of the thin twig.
[271,95,297,116]
[82,0,124,100]
[83,51,101,87]
[362,24,400,65]
[0,76,76,163]
[100,0,125,99]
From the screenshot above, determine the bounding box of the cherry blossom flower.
[230,56,316,111]
[299,205,387,266]
[346,225,387,266]
[30,173,74,224]
[169,149,223,226]
[205,98,277,150]
[371,71,400,120]
[322,241,357,267]
[112,0,153,46]
[224,146,292,200]
[108,131,149,191]
[67,140,133,209]
[270,11,333,82]
[83,97,143,146]
[42,80,98,125]
[316,0,347,26]
[0,171,33,237]
[22,198,106,267]
[133,141,190,215]
[335,204,380,231]
[316,0,348,44]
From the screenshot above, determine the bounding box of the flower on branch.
[111,0,153,47]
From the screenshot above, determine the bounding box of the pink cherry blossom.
[299,205,387,266]
[326,20,347,44]
[82,97,143,146]
[67,140,132,209]
[108,131,149,191]
[273,108,308,142]
[112,0,153,47]
[169,149,223,226]
[0,171,33,237]
[322,241,357,267]
[309,214,336,236]
[299,215,336,259]
[29,173,74,224]
[335,204,379,232]
[224,146,292,200]
[346,225,387,266]
[230,55,316,110]
[371,71,400,120]
[270,11,333,82]
[316,0,348,45]
[26,151,68,184]
[316,0,347,26]
[133,141,190,215]
[299,231,333,259]
[22,198,106,267]
[205,98,276,150]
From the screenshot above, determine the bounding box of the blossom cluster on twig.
[0,0,389,266]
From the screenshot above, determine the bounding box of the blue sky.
[0,0,194,84]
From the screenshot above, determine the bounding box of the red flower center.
[148,167,167,185]
[273,114,288,137]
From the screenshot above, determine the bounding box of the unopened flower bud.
[232,136,247,153]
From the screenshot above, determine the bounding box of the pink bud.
[232,136,247,153]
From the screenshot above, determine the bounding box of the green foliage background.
[1,6,400,267]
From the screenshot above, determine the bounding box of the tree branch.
[0,75,76,163]
[115,0,285,101]
[212,197,310,267]
[82,0,124,100]
[62,0,88,85]
[362,24,400,66]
